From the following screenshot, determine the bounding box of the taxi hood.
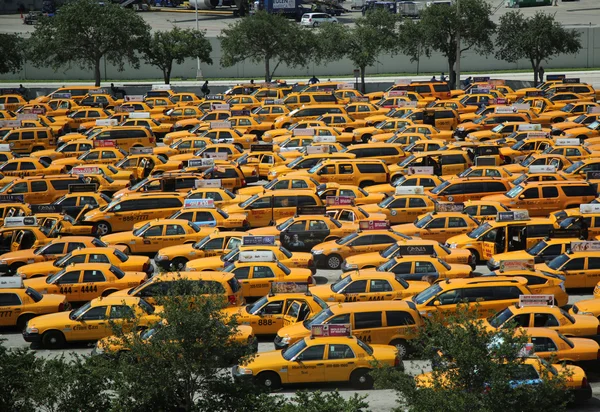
[27,310,72,328]
[276,321,310,341]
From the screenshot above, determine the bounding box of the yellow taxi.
[52,147,126,170]
[274,300,422,354]
[351,118,413,144]
[367,173,445,195]
[82,192,185,235]
[237,175,320,196]
[31,139,94,164]
[562,119,600,140]
[344,101,388,119]
[310,270,429,303]
[16,247,151,280]
[341,239,475,272]
[247,210,356,252]
[185,239,315,273]
[169,199,249,231]
[360,187,436,224]
[222,285,327,335]
[502,153,572,174]
[487,237,576,271]
[0,201,30,227]
[570,298,600,318]
[481,269,569,306]
[0,157,65,177]
[324,203,387,224]
[234,327,400,390]
[520,327,600,365]
[354,255,473,281]
[0,280,70,330]
[101,219,214,255]
[23,296,159,349]
[315,183,386,206]
[52,108,112,132]
[266,152,356,181]
[483,303,600,338]
[392,212,480,244]
[222,252,315,299]
[536,251,600,289]
[186,186,246,207]
[153,136,212,157]
[0,236,111,275]
[311,222,413,269]
[23,263,148,304]
[390,150,473,178]
[262,120,327,142]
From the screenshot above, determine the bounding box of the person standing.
[201,81,210,97]
[538,66,545,83]
[308,75,320,85]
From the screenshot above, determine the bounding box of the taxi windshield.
[282,339,307,361]
[223,263,236,273]
[275,218,293,231]
[287,157,303,168]
[133,223,151,237]
[222,248,239,262]
[467,222,492,239]
[336,232,357,245]
[398,155,416,167]
[563,161,583,174]
[240,194,258,208]
[526,240,547,256]
[512,174,528,185]
[303,308,333,329]
[378,196,395,208]
[381,243,400,258]
[511,140,526,150]
[431,180,451,194]
[491,124,504,133]
[561,103,575,112]
[377,259,396,272]
[505,185,524,199]
[547,254,569,270]
[331,276,352,293]
[415,214,433,228]
[130,178,149,191]
[412,283,442,305]
[69,301,91,320]
[247,296,269,314]
[588,120,600,129]
[488,308,516,329]
[193,235,211,249]
[54,252,73,266]
[473,116,487,125]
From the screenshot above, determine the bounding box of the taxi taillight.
[308,275,315,285]
[142,262,149,273]
[149,136,155,144]
[394,356,401,367]
[582,377,589,389]
[242,219,249,227]
[385,172,390,183]
[597,325,600,335]
[140,279,146,285]
[308,258,313,268]
[228,295,237,305]
[597,349,600,360]
[58,302,66,312]
[241,178,246,186]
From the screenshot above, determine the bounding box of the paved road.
[1,263,599,410]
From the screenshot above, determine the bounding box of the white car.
[300,13,338,27]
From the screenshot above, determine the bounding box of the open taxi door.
[282,299,311,328]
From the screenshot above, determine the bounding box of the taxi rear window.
[228,277,241,293]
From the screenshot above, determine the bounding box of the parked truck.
[251,0,308,20]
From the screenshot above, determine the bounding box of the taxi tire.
[17,314,35,332]
[171,258,188,271]
[9,262,25,274]
[326,254,342,270]
[42,330,66,349]
[255,371,281,391]
[350,369,374,390]
[390,339,409,358]
[95,221,112,236]
[362,134,372,143]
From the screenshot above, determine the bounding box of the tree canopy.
[26,0,150,86]
[141,27,213,84]
[0,33,25,75]
[496,11,582,86]
[219,11,315,82]
[318,9,399,93]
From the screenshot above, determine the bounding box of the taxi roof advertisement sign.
[570,241,600,252]
[326,196,353,206]
[0,195,24,203]
[271,282,309,294]
[398,245,435,256]
[238,251,275,262]
[580,204,600,214]
[194,179,221,188]
[242,235,275,246]
[586,171,600,180]
[297,206,327,215]
[359,220,390,230]
[30,204,62,214]
[311,324,352,338]
[499,259,534,272]
[519,294,554,307]
[203,152,229,160]
[435,203,464,213]
[183,198,214,209]
[293,128,315,136]
[4,216,37,227]
[407,166,433,175]
[496,210,529,222]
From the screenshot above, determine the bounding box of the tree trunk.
[448,58,456,90]
[94,58,102,87]
[164,63,172,85]
[531,59,538,87]
[360,66,366,94]
[265,58,270,82]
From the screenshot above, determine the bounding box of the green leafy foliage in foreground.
[373,306,572,412]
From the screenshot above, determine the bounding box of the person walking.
[538,66,545,83]
[430,75,437,81]
[201,81,210,97]
[308,75,320,85]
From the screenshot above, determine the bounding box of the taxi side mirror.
[433,300,441,306]
[518,195,525,200]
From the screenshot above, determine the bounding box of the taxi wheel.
[42,330,66,349]
[350,369,374,390]
[390,339,409,358]
[95,221,112,236]
[255,371,281,391]
[9,263,24,274]
[17,314,35,332]
[171,258,188,271]
[326,254,342,270]
[361,134,372,143]
[468,249,480,265]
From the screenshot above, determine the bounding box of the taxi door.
[12,229,40,252]
[323,343,356,382]
[282,300,310,327]
[138,225,165,254]
[366,278,395,301]
[421,217,448,243]
[77,269,107,302]
[481,226,506,260]
[0,292,20,326]
[243,194,273,227]
[440,156,467,175]
[246,265,276,298]
[584,257,600,288]
[273,195,297,222]
[347,234,378,255]
[287,344,327,383]
[252,298,286,334]
[336,163,356,186]
[70,304,110,342]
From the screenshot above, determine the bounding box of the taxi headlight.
[237,366,253,375]
[17,271,25,279]
[184,265,196,271]
[155,254,168,261]
[579,311,593,315]
[25,326,39,334]
[83,215,93,221]
[281,334,291,345]
[489,258,496,266]
[312,250,324,255]
[0,259,7,265]
[448,243,458,249]
[345,263,358,269]
[269,171,277,176]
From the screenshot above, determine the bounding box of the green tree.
[318,9,399,93]
[26,0,150,86]
[495,11,582,86]
[374,307,571,412]
[141,27,213,84]
[0,341,40,411]
[0,33,24,74]
[219,11,315,82]
[410,0,495,89]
